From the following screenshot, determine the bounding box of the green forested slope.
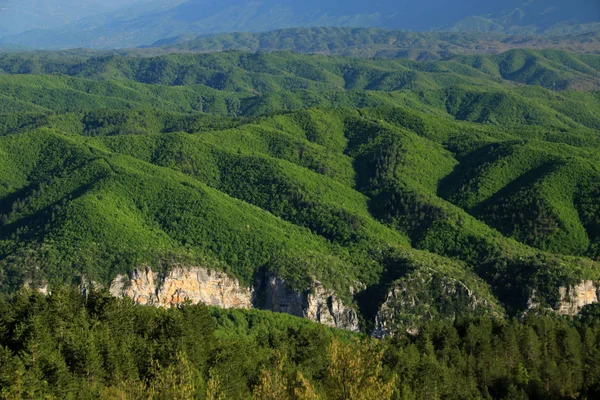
[3,44,600,399]
[2,49,599,92]
[1,49,600,330]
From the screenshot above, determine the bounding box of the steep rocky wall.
[525,280,600,316]
[109,267,359,332]
[109,267,253,309]
[262,274,360,332]
[556,280,599,315]
[29,268,600,337]
[373,271,497,338]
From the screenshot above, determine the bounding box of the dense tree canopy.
[0,289,600,399]
[1,46,600,399]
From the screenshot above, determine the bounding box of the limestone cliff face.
[525,280,600,316]
[556,280,599,315]
[109,267,359,332]
[373,271,496,338]
[109,267,252,309]
[262,275,360,332]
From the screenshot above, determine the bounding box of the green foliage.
[0,290,600,399]
[1,49,600,328]
[3,30,600,400]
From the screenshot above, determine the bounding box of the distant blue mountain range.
[1,0,598,49]
[0,0,145,35]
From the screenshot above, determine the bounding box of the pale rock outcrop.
[109,266,252,309]
[109,267,359,331]
[556,280,599,315]
[525,280,600,316]
[306,284,359,331]
[37,283,50,296]
[23,280,50,296]
[79,277,102,298]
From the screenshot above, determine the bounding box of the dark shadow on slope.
[471,161,560,217]
[354,256,413,333]
[0,182,97,243]
[437,140,522,203]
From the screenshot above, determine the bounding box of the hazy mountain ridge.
[0,0,145,35]
[1,0,598,50]
[141,27,600,60]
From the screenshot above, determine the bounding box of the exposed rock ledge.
[109,266,359,332]
[261,274,360,332]
[109,267,253,309]
[556,280,599,315]
[372,271,497,338]
[526,280,600,316]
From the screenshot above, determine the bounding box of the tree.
[253,352,321,400]
[293,371,319,400]
[253,352,289,400]
[147,352,197,400]
[206,368,226,400]
[327,337,395,400]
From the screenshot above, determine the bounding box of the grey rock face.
[373,271,494,338]
[262,274,360,332]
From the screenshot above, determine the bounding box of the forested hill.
[146,27,600,60]
[1,48,599,92]
[3,33,600,397]
[1,48,600,331]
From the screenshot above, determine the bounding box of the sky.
[1,0,599,42]
[0,0,150,34]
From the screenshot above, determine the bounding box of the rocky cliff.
[373,270,497,338]
[261,274,360,332]
[109,266,359,331]
[525,280,600,316]
[556,280,599,315]
[40,266,600,336]
[109,267,253,309]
